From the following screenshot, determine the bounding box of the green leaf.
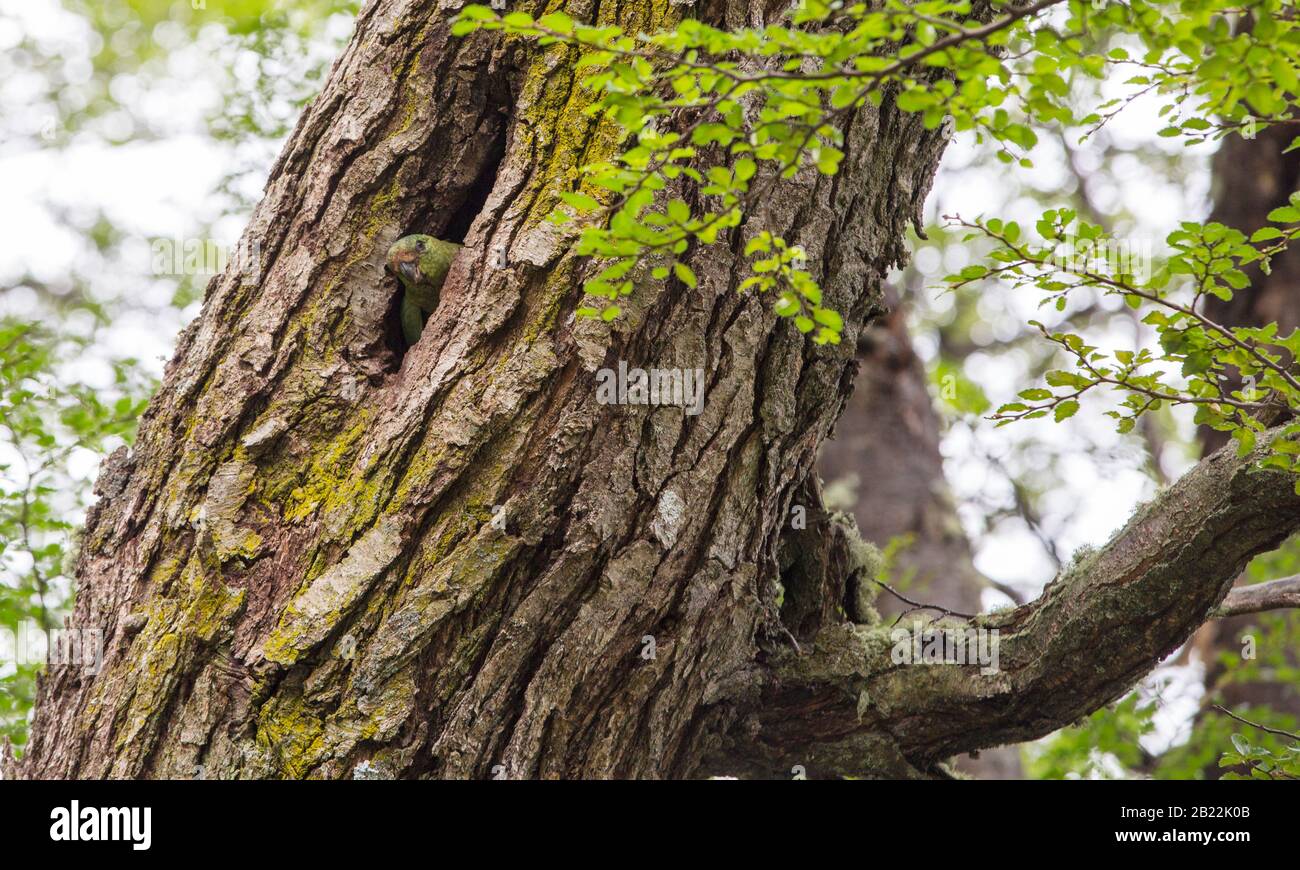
[673,262,697,288]
[560,191,601,213]
[1054,400,1079,422]
[812,308,842,332]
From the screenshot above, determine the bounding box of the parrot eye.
[416,240,426,251]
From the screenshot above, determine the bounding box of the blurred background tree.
[817,15,1300,778]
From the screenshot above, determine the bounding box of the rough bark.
[15,0,1299,781]
[17,0,948,779]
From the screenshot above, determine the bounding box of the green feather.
[400,294,425,347]
[386,234,461,344]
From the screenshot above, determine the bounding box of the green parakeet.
[386,235,461,346]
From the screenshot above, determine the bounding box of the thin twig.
[874,579,977,622]
[1212,704,1300,743]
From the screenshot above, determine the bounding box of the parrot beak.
[397,259,419,285]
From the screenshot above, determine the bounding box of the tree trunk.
[17,0,948,779]
[1200,123,1300,455]
[17,0,1300,780]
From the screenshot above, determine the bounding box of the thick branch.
[717,427,1300,777]
[1213,575,1300,618]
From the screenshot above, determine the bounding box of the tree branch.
[1212,575,1300,618]
[714,426,1300,777]
[1212,704,1300,742]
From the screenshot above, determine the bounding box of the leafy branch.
[452,0,1300,340]
[1214,704,1300,780]
[944,204,1300,484]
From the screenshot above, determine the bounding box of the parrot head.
[387,232,449,286]
[386,234,462,295]
[386,234,438,289]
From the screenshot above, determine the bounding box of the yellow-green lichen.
[261,517,403,667]
[257,692,327,779]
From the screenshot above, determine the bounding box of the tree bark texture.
[18,0,948,779]
[15,0,1300,780]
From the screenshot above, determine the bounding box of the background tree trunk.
[817,293,1023,778]
[818,295,985,618]
[17,0,950,779]
[1200,124,1300,455]
[1184,122,1300,774]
